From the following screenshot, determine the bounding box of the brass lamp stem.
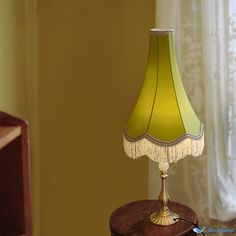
[149,164,179,226]
[159,171,169,210]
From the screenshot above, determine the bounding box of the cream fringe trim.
[123,133,204,163]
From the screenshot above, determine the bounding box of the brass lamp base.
[149,207,179,225]
[149,163,179,226]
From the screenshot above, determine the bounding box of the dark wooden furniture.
[0,111,32,236]
[110,200,198,236]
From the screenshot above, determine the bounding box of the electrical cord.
[173,217,205,236]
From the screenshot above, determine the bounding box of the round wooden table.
[110,200,198,236]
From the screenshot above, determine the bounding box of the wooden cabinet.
[0,111,32,236]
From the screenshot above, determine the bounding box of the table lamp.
[123,29,204,226]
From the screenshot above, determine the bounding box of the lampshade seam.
[168,35,187,135]
[146,36,159,133]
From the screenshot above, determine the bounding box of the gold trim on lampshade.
[123,29,204,163]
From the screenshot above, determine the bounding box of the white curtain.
[150,0,236,223]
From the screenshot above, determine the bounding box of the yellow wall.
[0,1,40,235]
[37,0,154,235]
[0,1,28,119]
[0,0,155,235]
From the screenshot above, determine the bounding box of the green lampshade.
[123,29,204,163]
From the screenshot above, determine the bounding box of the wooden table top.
[110,200,198,236]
